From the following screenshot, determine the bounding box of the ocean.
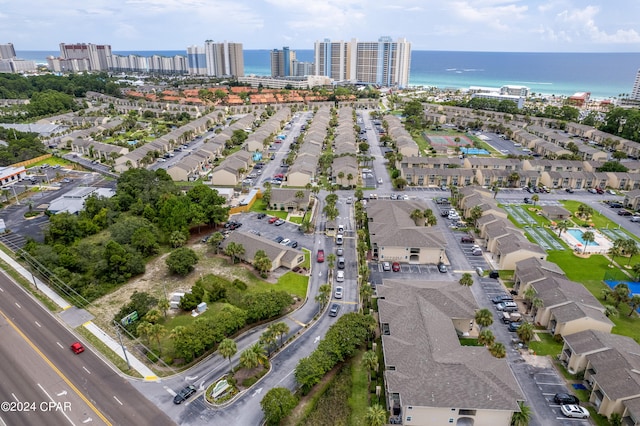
[16,49,640,100]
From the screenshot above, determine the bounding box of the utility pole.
[114,321,131,370]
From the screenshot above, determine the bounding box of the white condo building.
[632,69,640,101]
[314,36,411,88]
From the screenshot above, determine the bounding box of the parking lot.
[368,261,449,286]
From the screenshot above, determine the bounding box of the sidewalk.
[0,249,158,381]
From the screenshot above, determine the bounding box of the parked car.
[274,236,284,243]
[554,393,580,405]
[523,197,532,204]
[328,303,341,317]
[492,294,513,304]
[257,213,267,219]
[496,302,519,312]
[336,234,344,245]
[382,262,391,271]
[437,262,447,273]
[346,196,353,204]
[508,322,522,332]
[334,286,343,299]
[588,188,598,194]
[489,270,500,279]
[336,247,344,256]
[173,385,197,404]
[70,342,85,354]
[471,249,483,256]
[560,404,589,419]
[280,238,291,246]
[268,216,278,224]
[618,210,632,216]
[392,262,400,272]
[565,188,574,193]
[631,216,640,222]
[288,241,298,248]
[336,270,345,282]
[317,249,325,263]
[337,257,345,269]
[461,235,475,243]
[274,219,285,226]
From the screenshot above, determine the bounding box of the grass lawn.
[301,249,311,269]
[529,332,563,356]
[348,351,369,424]
[289,216,303,224]
[561,200,639,241]
[248,200,289,219]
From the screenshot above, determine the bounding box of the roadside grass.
[248,200,289,219]
[301,249,311,269]
[289,216,303,224]
[529,332,563,356]
[76,326,143,378]
[459,338,484,346]
[0,256,59,312]
[254,271,308,298]
[348,351,370,425]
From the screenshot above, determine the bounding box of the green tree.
[253,249,273,277]
[523,286,537,313]
[459,273,474,287]
[208,232,224,254]
[478,329,495,347]
[581,230,595,254]
[260,327,278,356]
[624,239,639,265]
[218,338,237,373]
[364,404,387,426]
[489,342,506,358]
[511,401,532,426]
[531,194,539,206]
[612,283,630,308]
[628,294,640,317]
[469,205,483,226]
[272,321,290,347]
[165,247,199,276]
[361,350,379,386]
[169,230,188,248]
[239,346,258,369]
[149,323,166,356]
[516,322,535,345]
[556,220,570,237]
[224,242,245,264]
[475,308,494,330]
[315,284,332,310]
[260,387,298,426]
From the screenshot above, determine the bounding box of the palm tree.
[251,342,268,366]
[294,190,305,209]
[337,171,345,186]
[149,323,166,356]
[523,287,537,313]
[459,273,474,287]
[224,242,245,264]
[361,350,379,386]
[489,342,506,358]
[604,304,619,318]
[260,327,278,356]
[531,297,544,317]
[364,404,387,426]
[612,283,630,308]
[469,205,483,226]
[516,322,535,345]
[347,173,354,188]
[478,329,495,347]
[218,338,237,372]
[601,287,613,302]
[581,230,595,254]
[508,172,520,188]
[239,347,258,369]
[633,263,640,281]
[475,308,494,330]
[272,322,290,346]
[315,284,332,310]
[410,208,424,226]
[511,401,532,426]
[628,294,640,317]
[531,194,539,206]
[624,239,639,265]
[360,282,374,309]
[556,220,570,237]
[326,253,337,271]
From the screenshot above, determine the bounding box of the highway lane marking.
[82,367,91,374]
[0,287,4,292]
[38,383,76,426]
[113,396,123,406]
[0,310,112,426]
[56,342,64,349]
[14,302,21,308]
[35,321,41,327]
[287,316,306,327]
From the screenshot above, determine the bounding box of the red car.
[317,249,325,263]
[392,262,400,272]
[274,173,284,179]
[268,216,278,224]
[70,342,85,354]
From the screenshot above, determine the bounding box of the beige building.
[366,200,447,264]
[220,231,304,272]
[378,280,524,426]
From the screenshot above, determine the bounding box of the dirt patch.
[88,241,264,331]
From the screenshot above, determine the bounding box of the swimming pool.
[566,228,600,246]
[461,147,490,155]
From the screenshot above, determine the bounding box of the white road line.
[14,302,21,308]
[113,396,123,406]
[56,342,64,349]
[82,366,91,374]
[38,383,76,426]
[35,321,41,327]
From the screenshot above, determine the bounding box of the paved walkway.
[0,249,157,381]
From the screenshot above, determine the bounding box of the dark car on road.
[173,385,197,404]
[618,210,632,216]
[257,213,266,219]
[554,393,579,405]
[317,249,325,263]
[328,303,340,317]
[461,235,475,243]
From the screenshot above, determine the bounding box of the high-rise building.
[0,43,16,59]
[292,60,314,77]
[314,36,411,87]
[59,43,112,71]
[204,40,244,77]
[632,69,640,101]
[187,45,207,75]
[270,47,296,77]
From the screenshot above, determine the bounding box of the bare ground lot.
[88,240,275,332]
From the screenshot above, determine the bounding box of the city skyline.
[1,1,639,52]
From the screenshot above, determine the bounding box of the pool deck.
[562,228,611,254]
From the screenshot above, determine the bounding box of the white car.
[560,405,589,419]
[336,270,345,282]
[334,286,343,299]
[377,178,383,184]
[280,238,291,246]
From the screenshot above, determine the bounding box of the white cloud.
[556,5,640,44]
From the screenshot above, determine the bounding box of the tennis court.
[425,134,473,147]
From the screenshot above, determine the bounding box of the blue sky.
[1,0,639,52]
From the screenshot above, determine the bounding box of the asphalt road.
[0,272,174,426]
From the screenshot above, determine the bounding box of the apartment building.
[58,43,112,71]
[270,47,296,77]
[314,36,411,87]
[0,43,16,59]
